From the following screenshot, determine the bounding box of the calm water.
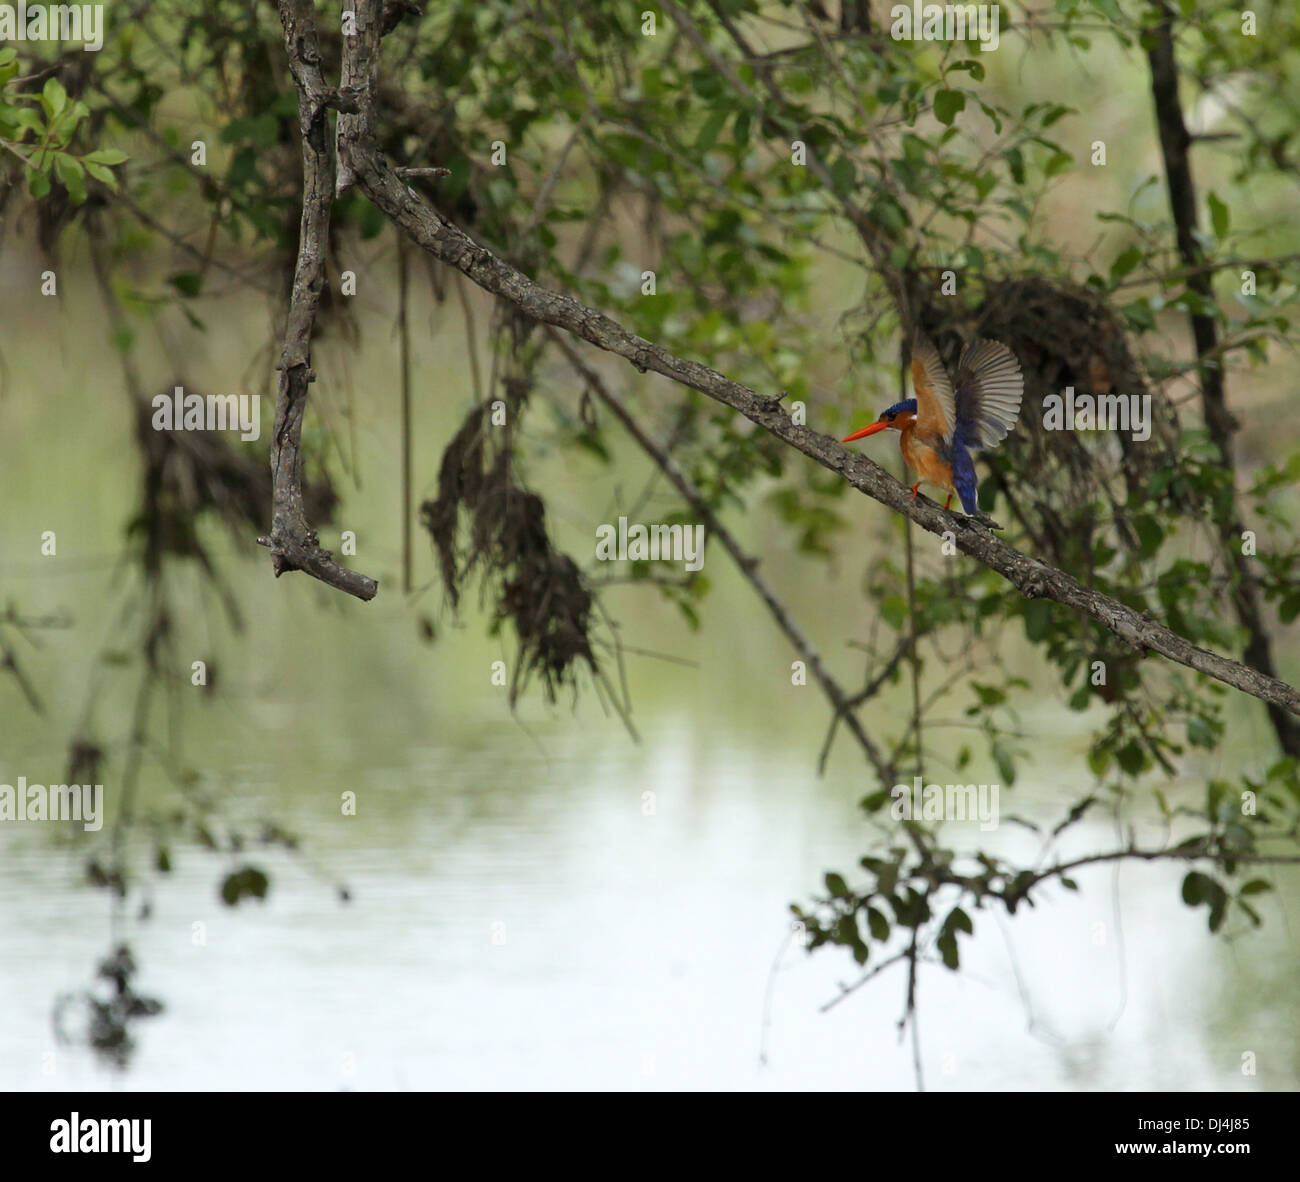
[1,268,1296,1091]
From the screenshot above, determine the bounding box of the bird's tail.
[952,442,980,514]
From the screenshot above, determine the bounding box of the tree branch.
[1147,4,1298,753]
[263,0,377,601]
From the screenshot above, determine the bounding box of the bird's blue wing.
[953,339,1024,452]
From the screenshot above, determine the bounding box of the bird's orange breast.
[899,427,955,493]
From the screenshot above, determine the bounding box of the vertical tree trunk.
[1146,8,1300,756]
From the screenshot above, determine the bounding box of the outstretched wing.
[953,338,1023,452]
[911,332,956,442]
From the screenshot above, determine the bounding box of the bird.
[842,331,1024,514]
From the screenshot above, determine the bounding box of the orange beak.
[842,420,890,443]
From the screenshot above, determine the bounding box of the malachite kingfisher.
[842,332,1024,513]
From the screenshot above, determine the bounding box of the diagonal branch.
[261,0,377,602]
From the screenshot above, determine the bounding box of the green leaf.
[53,152,85,204]
[866,906,890,941]
[860,789,890,814]
[948,59,985,82]
[1119,297,1155,332]
[41,77,68,118]
[689,68,723,100]
[1207,883,1228,932]
[1181,871,1207,906]
[220,865,271,907]
[1021,598,1053,643]
[732,109,750,148]
[84,161,119,190]
[1133,514,1164,557]
[83,147,129,166]
[1109,245,1143,281]
[1207,191,1229,240]
[5,107,44,137]
[1186,716,1215,749]
[829,154,856,196]
[1004,146,1025,185]
[946,906,974,935]
[880,593,908,631]
[992,740,1016,786]
[1182,871,1228,931]
[824,871,849,898]
[357,197,385,240]
[933,89,966,127]
[1044,150,1073,178]
[1117,740,1145,776]
[694,107,728,152]
[971,681,1007,707]
[168,272,203,298]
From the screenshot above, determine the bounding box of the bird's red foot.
[910,483,921,498]
[944,494,953,510]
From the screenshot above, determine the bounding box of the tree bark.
[262,0,377,602]
[1146,7,1299,753]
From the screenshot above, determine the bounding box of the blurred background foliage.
[2,0,1299,1069]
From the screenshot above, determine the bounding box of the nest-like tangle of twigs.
[421,380,598,705]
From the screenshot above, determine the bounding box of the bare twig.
[263,0,377,601]
[398,231,413,594]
